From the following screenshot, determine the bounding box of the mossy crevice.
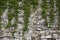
[56,0,60,30]
[0,0,7,28]
[41,0,48,26]
[49,0,54,27]
[5,0,18,37]
[22,0,38,40]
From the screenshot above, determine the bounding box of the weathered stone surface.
[0,0,60,40]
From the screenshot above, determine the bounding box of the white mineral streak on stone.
[41,36,46,38]
[40,31,45,34]
[53,34,58,38]
[49,30,56,33]
[46,35,52,38]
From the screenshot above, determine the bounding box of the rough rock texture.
[0,0,60,40]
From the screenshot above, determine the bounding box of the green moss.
[56,0,60,30]
[22,4,31,38]
[41,0,48,26]
[22,0,38,40]
[0,0,38,39]
[5,0,18,37]
[49,0,54,26]
[0,0,7,28]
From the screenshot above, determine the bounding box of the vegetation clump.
[5,0,18,37]
[21,0,38,40]
[56,0,60,30]
[1,0,59,40]
[0,0,7,28]
[41,0,48,26]
[49,0,54,26]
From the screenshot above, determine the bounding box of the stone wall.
[0,0,60,40]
